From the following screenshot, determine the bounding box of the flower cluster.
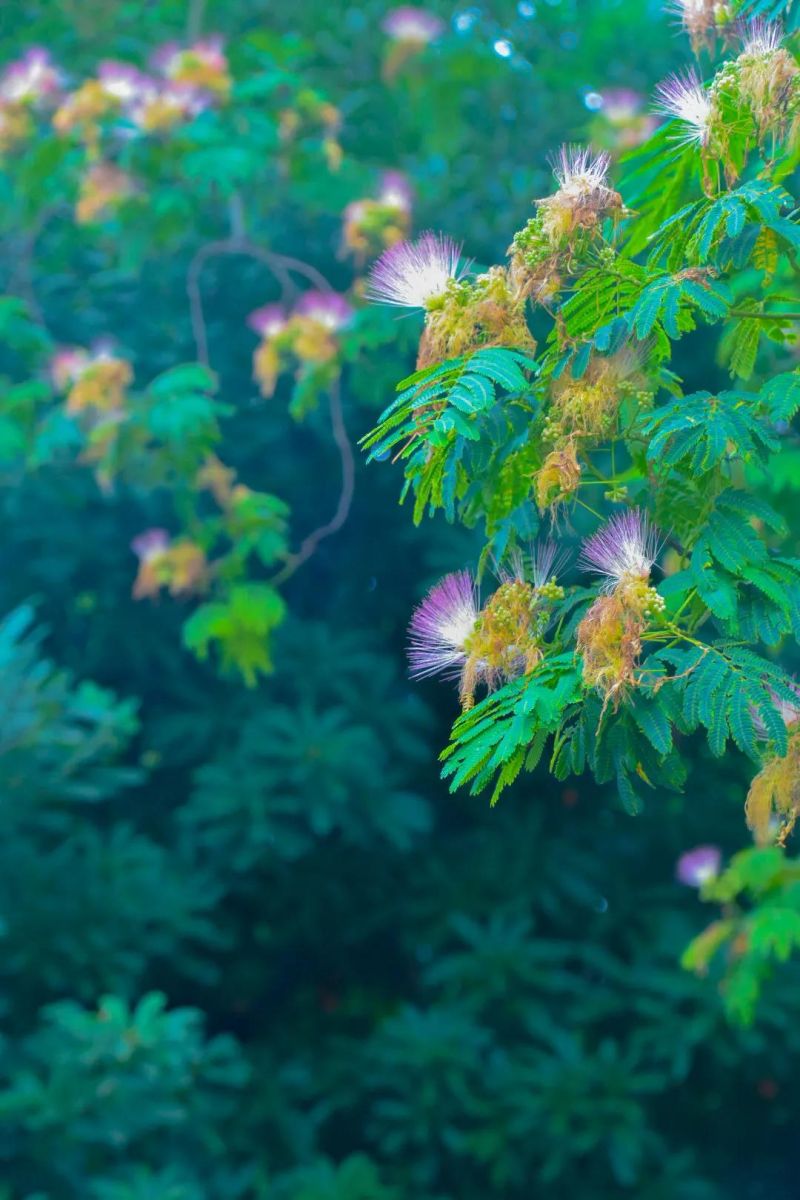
[669,0,733,55]
[50,342,134,485]
[0,48,63,153]
[408,542,567,709]
[746,679,800,847]
[367,233,535,367]
[131,528,208,600]
[576,510,664,703]
[51,342,132,416]
[536,347,653,509]
[655,24,799,179]
[249,290,353,400]
[509,146,623,305]
[342,171,413,262]
[53,37,228,143]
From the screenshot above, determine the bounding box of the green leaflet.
[440,654,582,806]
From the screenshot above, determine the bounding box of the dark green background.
[0,2,797,1197]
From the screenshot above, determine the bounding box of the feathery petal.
[655,70,711,145]
[366,231,465,309]
[579,509,661,588]
[408,570,478,680]
[676,845,721,887]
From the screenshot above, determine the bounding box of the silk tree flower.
[382,7,444,43]
[676,845,721,887]
[408,570,479,683]
[50,347,91,391]
[131,529,207,600]
[342,171,413,261]
[577,510,665,702]
[130,82,208,133]
[51,342,133,415]
[247,304,288,338]
[668,0,730,52]
[741,19,784,56]
[735,20,798,140]
[505,539,570,598]
[366,232,465,309]
[746,685,800,844]
[378,170,414,211]
[293,290,353,331]
[579,508,661,592]
[530,144,623,252]
[151,36,230,98]
[131,527,170,564]
[552,145,612,199]
[752,679,800,739]
[97,60,150,105]
[0,48,63,106]
[409,548,569,709]
[654,70,712,146]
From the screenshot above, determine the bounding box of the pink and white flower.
[97,60,150,104]
[741,19,783,56]
[293,290,353,330]
[50,347,91,391]
[378,170,414,211]
[0,48,63,105]
[382,7,445,43]
[655,70,712,145]
[247,304,288,339]
[552,145,612,197]
[152,36,226,78]
[408,570,479,680]
[579,509,661,590]
[131,528,170,563]
[676,844,721,887]
[366,231,465,309]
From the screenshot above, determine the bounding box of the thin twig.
[186,0,206,40]
[270,375,355,585]
[185,235,353,581]
[186,236,333,366]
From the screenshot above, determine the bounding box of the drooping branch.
[186,233,353,583]
[270,376,355,586]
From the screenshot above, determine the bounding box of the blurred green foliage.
[0,1,799,1198]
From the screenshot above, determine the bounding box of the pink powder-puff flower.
[654,69,712,146]
[131,528,170,562]
[382,7,445,43]
[49,347,91,391]
[1,47,63,105]
[552,145,612,196]
[97,60,150,105]
[408,570,479,681]
[366,231,466,309]
[293,290,354,330]
[378,170,414,211]
[247,304,288,338]
[741,19,784,56]
[579,509,661,590]
[676,844,721,887]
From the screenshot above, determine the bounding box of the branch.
[270,375,355,585]
[186,236,333,366]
